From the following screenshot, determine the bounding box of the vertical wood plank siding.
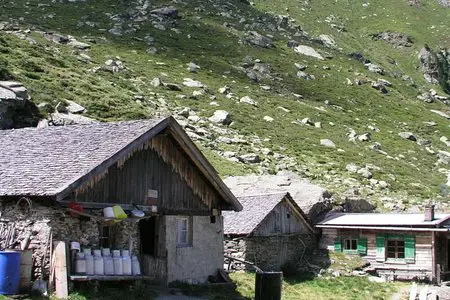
[72,134,222,212]
[253,201,311,236]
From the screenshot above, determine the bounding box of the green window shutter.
[334,238,342,252]
[357,237,368,255]
[375,234,385,262]
[405,235,415,263]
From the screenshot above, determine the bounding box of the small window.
[387,239,405,259]
[176,217,192,247]
[343,238,358,251]
[99,224,116,248]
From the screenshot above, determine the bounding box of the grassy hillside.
[1,0,449,209]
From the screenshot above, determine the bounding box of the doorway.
[139,217,156,256]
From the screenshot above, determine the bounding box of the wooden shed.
[223,193,316,271]
[316,206,450,282]
[0,116,242,292]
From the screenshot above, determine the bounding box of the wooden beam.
[58,200,153,211]
[54,241,68,299]
[432,231,437,283]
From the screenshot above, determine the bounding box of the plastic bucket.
[0,251,21,295]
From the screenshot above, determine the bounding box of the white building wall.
[165,215,224,283]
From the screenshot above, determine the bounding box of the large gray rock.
[371,31,413,47]
[0,81,38,129]
[242,31,274,48]
[418,46,449,85]
[398,131,417,141]
[209,110,231,125]
[224,172,334,222]
[294,45,324,60]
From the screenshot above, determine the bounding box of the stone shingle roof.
[223,193,289,235]
[0,118,165,197]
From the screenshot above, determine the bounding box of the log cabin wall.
[253,200,311,236]
[320,228,435,280]
[72,133,222,213]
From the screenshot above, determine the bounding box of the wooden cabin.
[0,116,242,291]
[316,206,450,282]
[223,193,316,271]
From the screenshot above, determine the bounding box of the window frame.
[342,237,358,254]
[386,238,405,260]
[176,216,192,248]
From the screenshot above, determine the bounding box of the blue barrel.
[0,251,21,295]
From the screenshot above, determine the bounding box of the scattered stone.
[242,31,274,48]
[371,81,388,94]
[440,136,450,147]
[318,34,336,48]
[295,63,307,71]
[218,86,231,94]
[370,31,413,47]
[297,71,312,80]
[294,45,324,60]
[183,78,204,88]
[365,63,384,74]
[150,6,179,18]
[263,116,274,122]
[237,153,261,164]
[65,100,86,114]
[187,62,200,73]
[320,139,336,148]
[357,168,372,179]
[209,110,231,125]
[346,163,359,173]
[398,132,417,141]
[240,96,258,106]
[430,110,450,119]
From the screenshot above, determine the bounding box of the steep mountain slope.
[1,0,449,210]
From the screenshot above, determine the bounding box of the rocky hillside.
[1,0,449,211]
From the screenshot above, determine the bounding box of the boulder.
[224,172,334,222]
[398,132,417,141]
[418,46,449,86]
[183,78,204,88]
[0,81,38,129]
[240,96,258,106]
[237,153,261,164]
[242,31,274,48]
[320,139,336,148]
[150,7,179,18]
[318,34,336,48]
[263,116,274,122]
[294,45,324,60]
[371,31,413,47]
[209,110,231,125]
[365,63,384,74]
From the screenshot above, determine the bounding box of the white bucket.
[103,207,114,218]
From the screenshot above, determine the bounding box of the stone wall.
[165,215,224,284]
[224,234,316,272]
[0,200,139,279]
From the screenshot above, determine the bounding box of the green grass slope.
[1,0,449,209]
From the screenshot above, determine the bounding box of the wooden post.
[54,241,68,299]
[432,232,437,283]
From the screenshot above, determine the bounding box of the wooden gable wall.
[252,199,311,236]
[70,133,222,213]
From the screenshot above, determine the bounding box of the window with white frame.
[176,217,192,247]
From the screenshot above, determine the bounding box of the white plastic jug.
[122,252,132,276]
[75,252,86,275]
[101,248,111,257]
[113,255,123,275]
[94,255,104,275]
[131,255,141,276]
[85,254,94,275]
[103,207,114,218]
[104,255,114,275]
[93,249,102,257]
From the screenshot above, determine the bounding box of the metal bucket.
[19,250,33,291]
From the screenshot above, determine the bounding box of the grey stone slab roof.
[0,118,166,197]
[223,193,288,235]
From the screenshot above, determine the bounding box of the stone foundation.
[224,234,316,272]
[0,200,139,279]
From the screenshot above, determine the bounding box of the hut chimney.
[424,204,435,221]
